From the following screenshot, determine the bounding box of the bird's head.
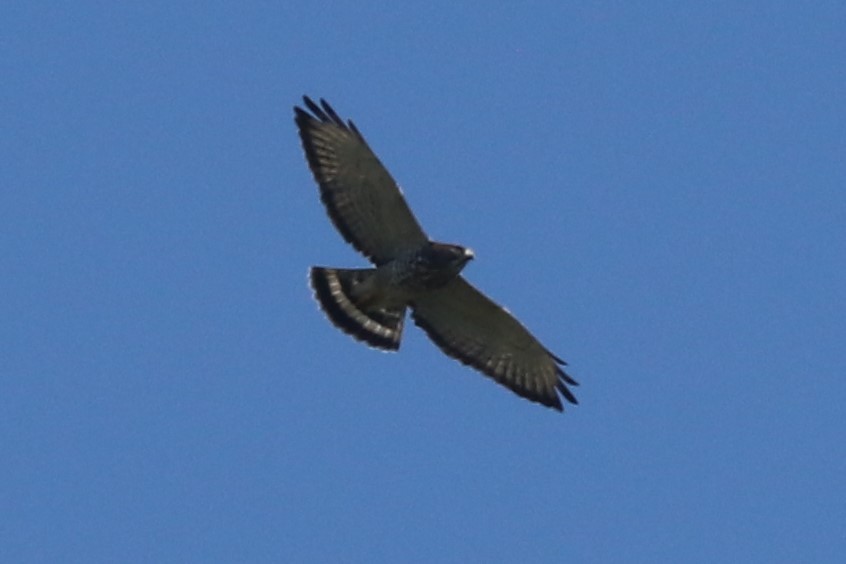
[414,242,474,287]
[425,242,474,268]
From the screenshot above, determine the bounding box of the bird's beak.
[464,248,475,260]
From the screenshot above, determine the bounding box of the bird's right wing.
[295,97,428,265]
[411,277,578,411]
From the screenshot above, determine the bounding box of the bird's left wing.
[411,277,578,411]
[295,96,429,265]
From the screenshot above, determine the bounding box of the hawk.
[295,96,578,411]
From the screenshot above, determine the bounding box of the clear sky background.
[3,3,845,562]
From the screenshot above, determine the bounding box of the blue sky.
[2,2,845,562]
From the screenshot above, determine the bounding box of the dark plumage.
[297,96,578,411]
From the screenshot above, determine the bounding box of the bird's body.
[296,96,578,411]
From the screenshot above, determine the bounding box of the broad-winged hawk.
[296,96,578,411]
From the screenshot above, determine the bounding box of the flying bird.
[295,96,578,411]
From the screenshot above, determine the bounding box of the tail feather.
[309,267,405,351]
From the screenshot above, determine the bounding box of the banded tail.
[309,267,406,351]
